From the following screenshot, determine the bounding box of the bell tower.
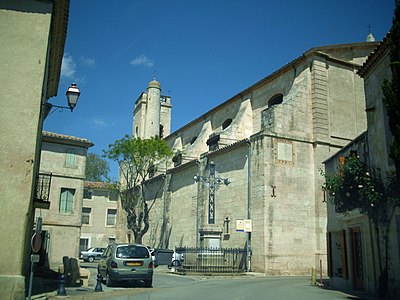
[132,79,172,139]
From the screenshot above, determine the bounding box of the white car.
[79,247,105,262]
[170,251,184,267]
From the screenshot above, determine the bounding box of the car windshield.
[116,245,150,259]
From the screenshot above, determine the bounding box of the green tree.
[103,135,172,244]
[383,0,400,181]
[85,153,110,182]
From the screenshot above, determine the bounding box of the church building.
[117,40,378,275]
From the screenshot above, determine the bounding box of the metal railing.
[175,247,247,274]
[34,173,52,207]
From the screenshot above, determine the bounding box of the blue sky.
[44,0,396,181]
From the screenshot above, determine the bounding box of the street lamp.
[46,83,81,116]
[194,161,230,224]
[65,83,81,111]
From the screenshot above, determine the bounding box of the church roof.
[166,42,379,140]
[358,33,391,78]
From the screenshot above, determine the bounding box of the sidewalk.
[30,265,173,300]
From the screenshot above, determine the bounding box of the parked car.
[98,243,154,287]
[169,251,184,268]
[79,247,105,263]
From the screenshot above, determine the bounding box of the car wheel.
[88,256,95,263]
[172,260,181,267]
[106,272,114,287]
[144,278,153,288]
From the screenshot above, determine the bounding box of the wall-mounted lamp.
[46,83,81,116]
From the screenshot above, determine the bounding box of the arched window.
[222,118,233,130]
[268,94,283,108]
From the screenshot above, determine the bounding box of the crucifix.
[194,161,230,224]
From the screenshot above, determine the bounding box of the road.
[78,263,372,300]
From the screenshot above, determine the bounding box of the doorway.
[350,227,364,290]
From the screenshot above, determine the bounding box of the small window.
[106,209,117,226]
[79,238,90,252]
[222,118,232,130]
[83,188,92,199]
[65,149,77,166]
[60,188,75,213]
[268,94,283,107]
[159,124,164,138]
[207,134,220,151]
[82,207,91,225]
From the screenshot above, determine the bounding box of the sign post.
[27,217,43,300]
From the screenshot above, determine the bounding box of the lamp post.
[46,83,81,116]
[194,161,230,225]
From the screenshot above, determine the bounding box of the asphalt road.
[76,262,374,300]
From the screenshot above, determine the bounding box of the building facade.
[325,35,400,296]
[118,41,378,275]
[80,182,119,251]
[37,131,93,270]
[0,1,69,299]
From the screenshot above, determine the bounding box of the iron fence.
[175,247,247,274]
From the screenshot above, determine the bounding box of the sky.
[44,0,396,181]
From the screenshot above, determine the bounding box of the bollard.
[57,273,67,296]
[95,273,103,292]
[311,267,316,285]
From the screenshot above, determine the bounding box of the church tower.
[132,79,172,139]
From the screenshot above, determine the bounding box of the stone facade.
[81,182,119,250]
[38,131,93,270]
[118,42,378,275]
[325,35,400,296]
[0,1,69,299]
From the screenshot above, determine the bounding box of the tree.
[85,152,110,182]
[103,135,173,244]
[382,0,400,181]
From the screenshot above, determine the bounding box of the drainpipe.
[195,159,201,248]
[246,139,252,272]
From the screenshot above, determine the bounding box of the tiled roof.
[85,181,116,189]
[42,131,94,148]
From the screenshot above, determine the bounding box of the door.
[350,227,364,290]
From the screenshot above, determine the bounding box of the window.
[65,149,77,166]
[222,118,232,130]
[59,188,75,213]
[206,133,220,151]
[268,94,283,107]
[106,209,117,226]
[83,188,93,199]
[79,238,90,252]
[109,237,116,244]
[82,207,91,225]
[159,124,164,138]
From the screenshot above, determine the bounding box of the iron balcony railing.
[34,173,52,209]
[174,247,247,274]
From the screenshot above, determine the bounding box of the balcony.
[34,173,52,209]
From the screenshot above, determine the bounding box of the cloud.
[130,54,154,68]
[91,117,114,130]
[81,56,96,67]
[61,53,76,78]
